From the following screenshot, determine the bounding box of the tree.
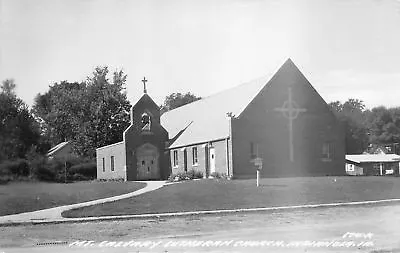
[160,92,201,114]
[365,106,400,145]
[0,80,41,161]
[33,67,131,158]
[329,99,369,154]
[1,79,17,96]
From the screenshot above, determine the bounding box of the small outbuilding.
[345,154,400,176]
[46,141,77,161]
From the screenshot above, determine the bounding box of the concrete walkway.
[0,180,166,225]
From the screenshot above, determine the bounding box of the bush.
[68,162,96,180]
[0,159,30,177]
[70,173,91,181]
[210,172,230,179]
[0,174,14,184]
[186,169,203,179]
[0,155,96,183]
[29,156,95,182]
[35,165,56,181]
[97,178,125,182]
[168,169,204,182]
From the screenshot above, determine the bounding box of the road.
[1,202,400,253]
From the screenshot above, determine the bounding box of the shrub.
[97,178,125,182]
[186,169,203,179]
[0,159,30,177]
[70,173,91,181]
[0,174,13,184]
[68,162,96,180]
[34,165,56,181]
[210,172,230,179]
[168,170,203,182]
[41,157,96,182]
[0,155,96,183]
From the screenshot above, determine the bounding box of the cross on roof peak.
[142,77,148,94]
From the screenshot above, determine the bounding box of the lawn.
[0,181,146,216]
[63,176,400,218]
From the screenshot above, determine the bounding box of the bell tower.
[124,77,169,180]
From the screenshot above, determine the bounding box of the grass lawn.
[0,181,146,216]
[63,176,400,218]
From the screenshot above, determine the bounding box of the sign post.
[252,157,263,187]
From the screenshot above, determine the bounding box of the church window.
[111,156,115,171]
[173,150,178,167]
[141,112,151,131]
[192,147,198,165]
[321,142,333,161]
[102,158,105,172]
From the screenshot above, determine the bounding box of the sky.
[1,0,400,109]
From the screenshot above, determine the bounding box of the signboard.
[253,157,263,167]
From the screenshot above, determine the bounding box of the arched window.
[141,112,151,131]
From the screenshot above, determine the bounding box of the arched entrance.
[136,143,160,180]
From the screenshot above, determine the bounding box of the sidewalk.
[0,180,166,226]
[2,193,400,226]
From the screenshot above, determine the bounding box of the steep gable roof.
[46,141,71,157]
[133,93,160,111]
[160,59,311,149]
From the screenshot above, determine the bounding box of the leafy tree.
[1,79,17,95]
[329,99,369,154]
[0,80,41,161]
[33,67,131,158]
[160,92,201,114]
[365,106,400,145]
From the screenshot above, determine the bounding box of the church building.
[96,59,345,180]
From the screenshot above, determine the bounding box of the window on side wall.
[321,142,333,162]
[173,150,178,167]
[102,157,105,172]
[192,147,198,165]
[111,156,115,171]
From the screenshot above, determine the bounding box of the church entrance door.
[136,143,160,180]
[209,147,216,175]
[183,149,188,172]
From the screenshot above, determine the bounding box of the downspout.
[226,138,230,177]
[227,112,234,177]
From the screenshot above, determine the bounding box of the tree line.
[1,66,397,164]
[329,99,400,154]
[0,66,201,162]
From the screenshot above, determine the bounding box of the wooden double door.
[136,143,160,180]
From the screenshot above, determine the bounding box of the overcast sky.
[1,0,400,109]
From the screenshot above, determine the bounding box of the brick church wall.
[170,144,207,177]
[96,141,126,180]
[169,139,230,178]
[210,139,229,176]
[231,62,345,178]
